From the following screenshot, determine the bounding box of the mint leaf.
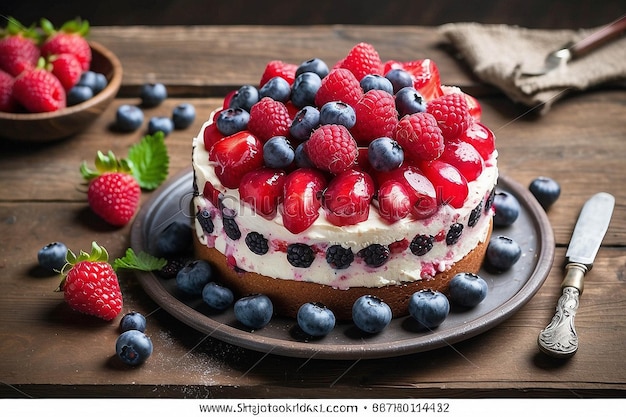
[127,132,169,190]
[113,248,167,272]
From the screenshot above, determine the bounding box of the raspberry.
[427,93,472,141]
[350,89,398,144]
[259,60,298,87]
[395,113,445,162]
[247,97,292,141]
[304,124,358,174]
[339,42,383,81]
[314,68,363,108]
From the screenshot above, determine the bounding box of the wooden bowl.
[0,41,123,142]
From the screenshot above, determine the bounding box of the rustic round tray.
[130,169,554,360]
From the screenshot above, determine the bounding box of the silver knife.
[538,192,615,358]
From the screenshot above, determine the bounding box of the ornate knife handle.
[537,263,587,358]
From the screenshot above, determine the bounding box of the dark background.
[2,0,625,29]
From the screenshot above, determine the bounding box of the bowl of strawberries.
[0,18,122,142]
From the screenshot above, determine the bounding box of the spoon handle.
[537,264,586,358]
[571,15,626,58]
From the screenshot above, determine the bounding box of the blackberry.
[485,188,495,213]
[325,245,354,269]
[245,232,269,255]
[468,201,483,227]
[357,244,390,267]
[196,208,214,234]
[410,234,434,256]
[223,217,241,240]
[287,243,315,268]
[159,257,188,279]
[446,223,464,245]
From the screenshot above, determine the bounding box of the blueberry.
[67,85,93,106]
[148,116,174,136]
[385,68,413,93]
[172,103,196,129]
[259,76,291,102]
[297,302,336,337]
[448,272,488,307]
[155,221,193,257]
[409,289,450,330]
[368,137,404,172]
[76,70,98,90]
[395,86,426,117]
[319,101,356,129]
[176,260,213,295]
[493,191,520,227]
[294,142,314,168]
[360,74,394,94]
[140,82,167,107]
[115,104,144,132]
[529,176,561,210]
[229,85,259,111]
[93,72,108,94]
[216,107,250,136]
[290,106,320,141]
[202,282,234,311]
[234,294,273,329]
[290,72,322,108]
[116,330,153,366]
[352,295,392,333]
[120,311,147,333]
[37,241,68,272]
[296,58,329,79]
[263,135,295,168]
[486,235,522,272]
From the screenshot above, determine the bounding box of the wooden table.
[1,25,625,399]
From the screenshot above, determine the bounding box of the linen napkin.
[439,22,626,113]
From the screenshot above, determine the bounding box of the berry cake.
[191,43,498,320]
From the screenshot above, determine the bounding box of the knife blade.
[537,192,614,358]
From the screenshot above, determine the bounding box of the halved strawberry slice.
[322,170,375,226]
[209,130,264,189]
[420,160,468,209]
[439,139,484,182]
[281,168,327,234]
[239,168,286,219]
[377,180,412,223]
[376,165,438,219]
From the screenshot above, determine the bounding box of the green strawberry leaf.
[127,132,169,190]
[113,248,167,272]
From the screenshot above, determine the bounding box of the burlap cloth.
[439,22,626,113]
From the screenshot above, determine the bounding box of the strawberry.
[59,241,123,321]
[239,168,286,219]
[80,133,169,226]
[259,60,298,87]
[427,93,472,141]
[281,168,327,234]
[0,69,18,112]
[12,61,67,113]
[350,89,398,145]
[0,18,40,77]
[339,42,383,81]
[384,59,443,102]
[458,122,496,161]
[314,68,363,108]
[322,170,375,226]
[376,166,438,219]
[81,151,141,226]
[377,180,412,223]
[304,124,358,174]
[439,139,484,182]
[49,53,83,91]
[420,160,469,209]
[247,97,292,142]
[40,18,92,71]
[395,112,445,162]
[208,130,265,188]
[203,122,224,151]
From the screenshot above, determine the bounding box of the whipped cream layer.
[192,119,498,289]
